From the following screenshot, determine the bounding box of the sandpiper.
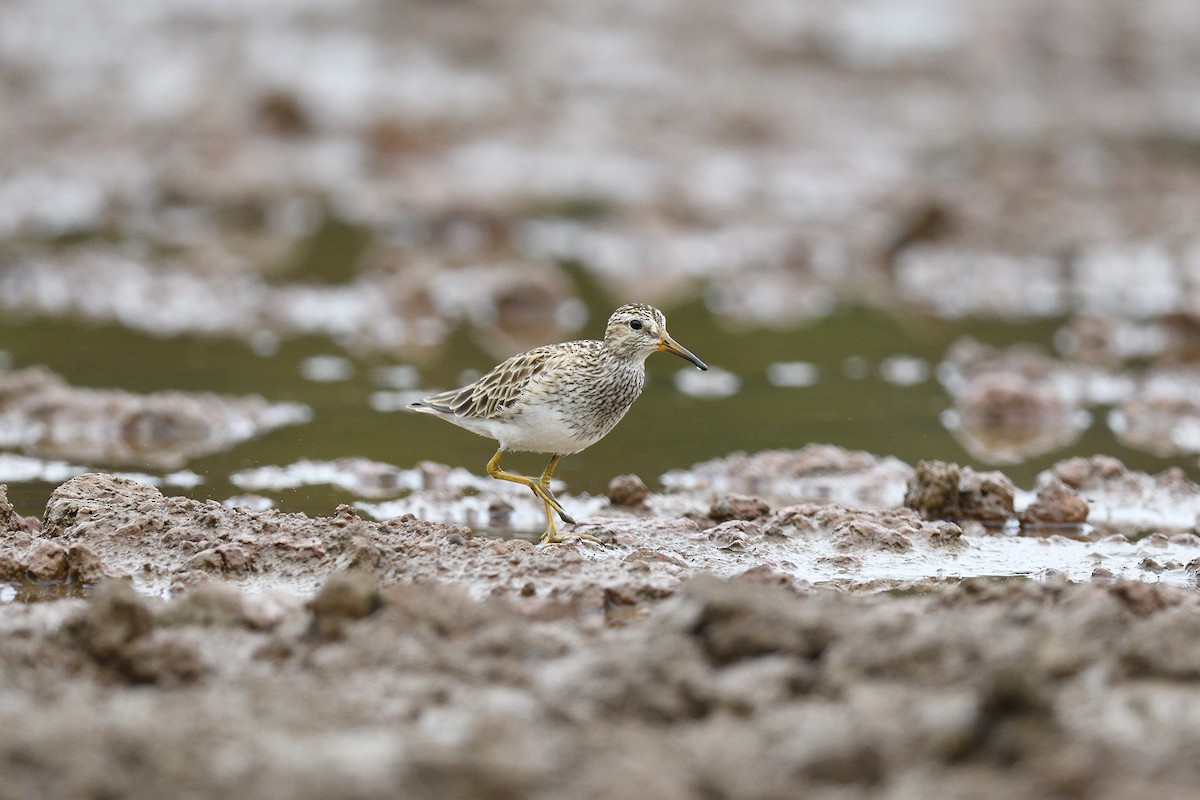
[409,303,708,543]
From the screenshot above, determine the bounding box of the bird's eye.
[628,320,643,331]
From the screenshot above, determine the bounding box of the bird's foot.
[533,484,576,524]
[538,529,603,545]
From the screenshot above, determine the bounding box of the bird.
[409,303,708,543]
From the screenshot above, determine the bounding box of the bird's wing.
[416,345,563,420]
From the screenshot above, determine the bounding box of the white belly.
[498,402,616,454]
[442,401,623,454]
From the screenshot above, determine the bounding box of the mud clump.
[1053,455,1130,488]
[26,542,69,581]
[1022,475,1090,526]
[709,494,771,522]
[833,519,913,551]
[608,474,649,507]
[32,472,479,597]
[682,575,831,666]
[0,530,109,583]
[71,579,154,662]
[0,484,39,534]
[1047,455,1200,531]
[310,570,382,639]
[65,579,205,685]
[905,460,1015,523]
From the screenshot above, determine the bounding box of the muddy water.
[0,577,88,603]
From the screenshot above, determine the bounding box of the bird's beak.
[658,333,708,371]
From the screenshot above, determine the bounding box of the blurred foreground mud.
[4,445,1200,797]
[3,549,1200,798]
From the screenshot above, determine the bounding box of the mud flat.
[0,367,310,470]
[2,447,1200,797]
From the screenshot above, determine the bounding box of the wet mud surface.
[6,0,1200,796]
[5,447,1200,797]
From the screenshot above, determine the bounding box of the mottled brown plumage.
[417,346,560,422]
[410,303,707,543]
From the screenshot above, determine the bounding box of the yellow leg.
[485,450,601,545]
[486,449,572,522]
[537,454,572,521]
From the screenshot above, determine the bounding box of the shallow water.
[0,578,88,604]
[0,284,1190,523]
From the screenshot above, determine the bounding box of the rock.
[187,549,225,572]
[42,473,164,539]
[341,536,382,570]
[215,544,250,571]
[903,460,961,518]
[608,474,650,507]
[623,548,689,568]
[926,521,965,546]
[706,520,756,549]
[956,467,1015,522]
[731,564,798,590]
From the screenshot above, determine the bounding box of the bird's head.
[604,303,707,370]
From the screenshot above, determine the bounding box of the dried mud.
[4,448,1200,798]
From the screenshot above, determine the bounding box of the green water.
[0,296,1181,520]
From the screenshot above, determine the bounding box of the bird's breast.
[498,362,645,453]
[559,365,646,441]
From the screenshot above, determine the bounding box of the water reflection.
[674,366,741,399]
[0,579,88,604]
[766,361,819,388]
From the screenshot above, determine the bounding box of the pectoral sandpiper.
[409,303,707,543]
